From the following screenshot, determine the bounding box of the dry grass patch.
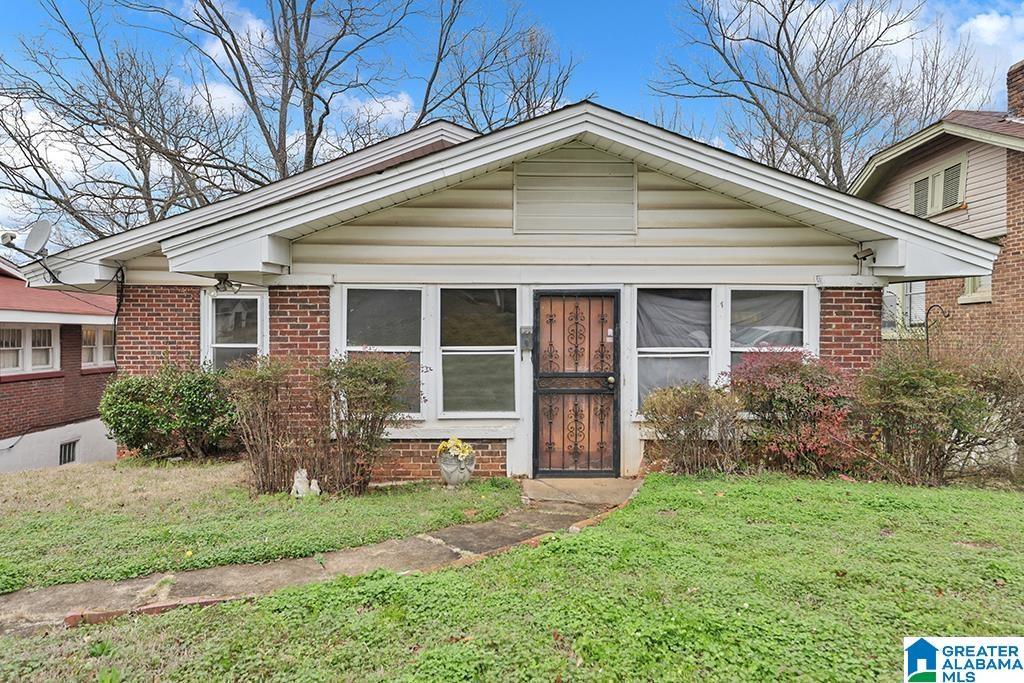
[0,460,521,594]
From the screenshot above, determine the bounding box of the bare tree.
[652,0,991,191]
[0,0,581,244]
[0,0,250,244]
[444,26,587,133]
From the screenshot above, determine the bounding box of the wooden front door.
[533,292,619,476]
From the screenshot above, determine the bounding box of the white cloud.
[956,3,1024,108]
[339,92,415,126]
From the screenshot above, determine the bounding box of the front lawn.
[3,474,1021,681]
[0,460,521,594]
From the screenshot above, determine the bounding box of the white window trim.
[341,285,426,420]
[907,152,967,218]
[959,275,993,305]
[437,285,521,419]
[81,325,115,368]
[632,285,818,417]
[0,324,61,376]
[881,282,926,339]
[199,288,269,367]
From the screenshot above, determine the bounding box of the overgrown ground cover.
[3,474,1022,681]
[0,460,520,594]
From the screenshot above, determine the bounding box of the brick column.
[117,285,201,374]
[818,287,882,371]
[268,285,332,432]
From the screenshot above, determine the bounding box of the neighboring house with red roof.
[853,62,1024,354]
[0,257,116,472]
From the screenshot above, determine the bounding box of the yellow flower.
[185,550,193,558]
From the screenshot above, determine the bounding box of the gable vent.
[941,163,962,210]
[514,142,636,234]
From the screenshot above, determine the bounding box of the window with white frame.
[0,324,60,375]
[881,282,925,331]
[206,292,266,369]
[0,328,21,371]
[909,156,965,218]
[440,288,517,414]
[963,274,992,299]
[730,290,805,366]
[345,287,423,413]
[636,288,712,405]
[82,326,115,367]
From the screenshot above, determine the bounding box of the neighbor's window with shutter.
[909,155,966,217]
[440,288,517,414]
[345,287,423,414]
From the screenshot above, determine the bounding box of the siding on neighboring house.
[871,134,1007,239]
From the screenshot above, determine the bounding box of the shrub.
[860,348,1023,485]
[310,353,416,495]
[729,350,856,473]
[641,383,746,473]
[99,364,234,459]
[221,356,299,494]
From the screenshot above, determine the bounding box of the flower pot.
[438,452,476,487]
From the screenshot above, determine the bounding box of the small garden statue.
[291,469,321,498]
[436,437,476,488]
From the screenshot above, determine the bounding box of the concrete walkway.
[0,477,640,635]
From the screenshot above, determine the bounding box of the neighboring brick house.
[0,258,117,472]
[853,62,1024,355]
[23,103,997,478]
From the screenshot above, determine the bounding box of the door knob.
[606,376,616,384]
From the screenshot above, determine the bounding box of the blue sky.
[1,0,1020,123]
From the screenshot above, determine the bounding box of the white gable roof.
[24,102,998,287]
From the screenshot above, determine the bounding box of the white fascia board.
[851,120,1024,196]
[21,121,476,286]
[0,310,113,325]
[159,104,998,276]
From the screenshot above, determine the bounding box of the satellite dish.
[23,220,51,256]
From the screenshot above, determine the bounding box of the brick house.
[853,62,1024,355]
[24,103,997,478]
[0,258,116,472]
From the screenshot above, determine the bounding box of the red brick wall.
[1008,60,1024,117]
[926,149,1024,358]
[818,287,883,371]
[374,439,507,482]
[0,325,113,440]
[117,285,201,373]
[268,286,331,430]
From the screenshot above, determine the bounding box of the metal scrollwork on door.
[566,303,587,368]
[534,294,618,474]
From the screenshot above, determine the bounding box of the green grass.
[0,460,521,594]
[3,474,1022,681]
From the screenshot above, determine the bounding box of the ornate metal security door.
[533,292,619,476]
